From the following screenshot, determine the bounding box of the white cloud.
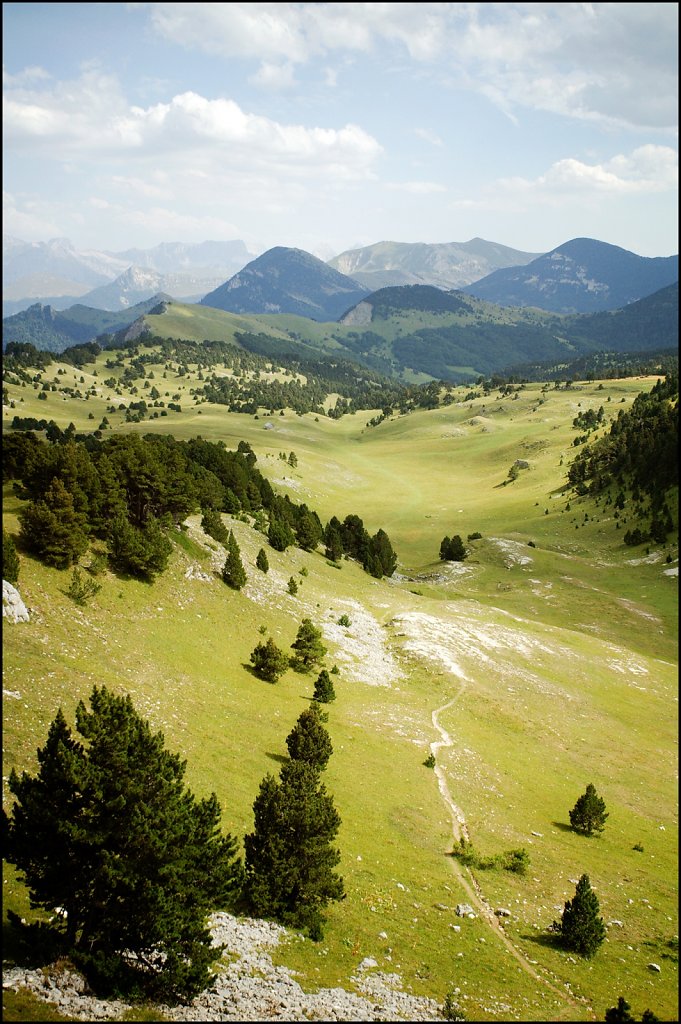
[3,65,51,86]
[3,67,130,149]
[3,190,65,242]
[249,61,297,91]
[122,206,242,240]
[386,181,447,194]
[414,128,443,147]
[3,71,382,178]
[110,174,174,200]
[501,146,678,197]
[149,3,314,63]
[146,2,678,129]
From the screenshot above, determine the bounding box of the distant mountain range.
[73,267,227,312]
[462,238,679,313]
[6,234,677,320]
[200,247,369,321]
[2,236,254,316]
[3,236,678,371]
[328,237,542,291]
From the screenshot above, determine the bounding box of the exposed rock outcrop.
[3,580,29,623]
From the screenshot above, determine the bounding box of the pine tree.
[256,548,269,573]
[3,687,241,1001]
[201,508,229,545]
[3,529,20,584]
[19,478,89,569]
[286,705,333,771]
[243,760,344,939]
[324,519,343,562]
[290,618,326,671]
[250,637,290,683]
[107,514,172,580]
[313,669,336,703]
[222,531,247,590]
[268,517,294,552]
[569,783,609,835]
[295,510,322,552]
[369,528,397,577]
[439,534,466,561]
[554,873,606,958]
[604,997,635,1023]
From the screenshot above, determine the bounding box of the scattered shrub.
[65,567,101,606]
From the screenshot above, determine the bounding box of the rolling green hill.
[2,344,678,1022]
[123,282,679,384]
[5,274,677,391]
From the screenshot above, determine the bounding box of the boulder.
[3,580,29,623]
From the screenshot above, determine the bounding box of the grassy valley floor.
[2,369,677,1021]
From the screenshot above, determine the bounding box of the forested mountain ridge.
[6,280,676,386]
[1,295,172,353]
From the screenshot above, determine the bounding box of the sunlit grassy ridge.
[2,356,677,1022]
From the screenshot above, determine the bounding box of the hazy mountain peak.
[328,238,542,291]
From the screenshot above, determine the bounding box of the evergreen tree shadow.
[265,752,288,765]
[551,820,574,833]
[3,911,68,968]
[520,927,564,952]
[241,663,274,683]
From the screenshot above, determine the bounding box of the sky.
[2,2,678,261]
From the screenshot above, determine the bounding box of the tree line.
[4,334,438,421]
[3,430,398,581]
[566,374,678,544]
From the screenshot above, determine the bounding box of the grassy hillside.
[2,357,678,1022]
[128,284,677,384]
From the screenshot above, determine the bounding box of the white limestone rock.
[3,580,29,623]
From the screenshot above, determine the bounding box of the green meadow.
[2,354,678,1022]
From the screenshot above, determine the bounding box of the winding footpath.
[429,688,594,1020]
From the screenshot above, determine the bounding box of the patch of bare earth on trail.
[321,600,403,689]
[490,537,533,567]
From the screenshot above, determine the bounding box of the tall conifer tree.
[3,687,241,1000]
[222,530,247,590]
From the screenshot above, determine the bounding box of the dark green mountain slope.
[335,281,678,381]
[562,282,678,351]
[2,295,172,353]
